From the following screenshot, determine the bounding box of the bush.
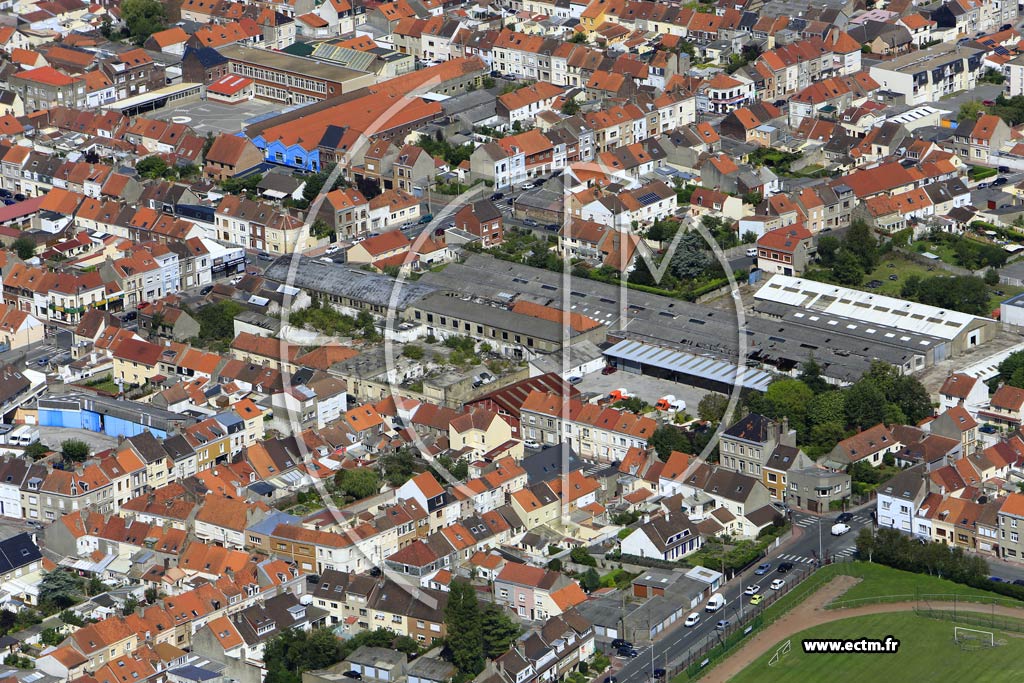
[570,546,597,567]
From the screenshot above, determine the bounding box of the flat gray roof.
[220,44,371,83]
[263,256,437,311]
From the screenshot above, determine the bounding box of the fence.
[828,592,1024,611]
[914,607,1024,634]
[663,562,825,681]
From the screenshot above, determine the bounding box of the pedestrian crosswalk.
[777,553,816,564]
[792,514,870,528]
[793,518,817,527]
[850,515,870,524]
[835,546,857,558]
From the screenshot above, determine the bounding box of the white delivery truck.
[831,523,851,536]
[705,593,726,612]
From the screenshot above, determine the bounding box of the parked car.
[0,189,10,198]
[568,375,583,385]
[836,512,853,524]
[980,424,998,434]
[199,285,213,295]
[523,439,541,449]
[13,194,24,201]
[602,365,617,375]
[746,247,757,257]
[257,252,273,261]
[983,99,996,106]
[2,199,14,206]
[777,562,794,573]
[684,613,700,627]
[325,245,340,255]
[344,672,362,680]
[979,182,991,189]
[610,639,632,650]
[749,594,764,605]
[418,213,434,224]
[229,275,243,285]
[521,182,535,191]
[715,620,730,631]
[754,563,771,575]
[769,579,786,591]
[989,576,1005,583]
[122,310,137,321]
[490,192,505,200]
[652,669,666,679]
[523,218,539,227]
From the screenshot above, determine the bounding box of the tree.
[378,448,416,487]
[265,628,344,683]
[842,220,878,271]
[40,627,63,647]
[580,568,600,592]
[808,391,845,429]
[444,580,484,674]
[336,468,380,499]
[24,442,49,459]
[628,256,657,287]
[900,274,921,299]
[569,546,597,567]
[136,156,169,180]
[121,0,166,45]
[844,379,887,431]
[669,231,711,280]
[957,100,986,121]
[39,571,85,612]
[61,439,90,463]
[763,379,814,433]
[480,604,521,657]
[798,359,830,395]
[697,393,730,423]
[11,236,35,260]
[144,587,159,604]
[649,425,692,460]
[193,299,244,347]
[817,235,840,266]
[831,248,865,285]
[561,98,580,116]
[122,595,139,615]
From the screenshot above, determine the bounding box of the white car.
[684,613,700,627]
[521,182,535,190]
[744,585,760,595]
[523,439,541,449]
[229,275,243,285]
[770,579,786,591]
[325,245,340,255]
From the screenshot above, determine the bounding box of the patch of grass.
[729,612,1024,683]
[830,562,1007,606]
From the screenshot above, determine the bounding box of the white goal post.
[954,627,995,647]
[768,639,792,666]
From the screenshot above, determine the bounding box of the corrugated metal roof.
[604,339,773,391]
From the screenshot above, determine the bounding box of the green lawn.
[730,613,1024,683]
[861,255,1024,313]
[830,562,1008,606]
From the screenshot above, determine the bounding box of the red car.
[983,99,996,106]
[602,365,617,375]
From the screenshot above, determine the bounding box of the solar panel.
[995,45,1010,56]
[637,192,660,205]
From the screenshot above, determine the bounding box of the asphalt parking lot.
[576,369,717,416]
[150,98,282,134]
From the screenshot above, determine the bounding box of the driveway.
[576,370,715,415]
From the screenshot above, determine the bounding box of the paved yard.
[150,98,283,135]
[38,427,120,454]
[576,368,717,416]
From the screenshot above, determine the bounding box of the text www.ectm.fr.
[802,637,900,654]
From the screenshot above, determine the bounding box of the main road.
[609,506,874,682]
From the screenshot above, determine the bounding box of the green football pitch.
[730,612,1024,683]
